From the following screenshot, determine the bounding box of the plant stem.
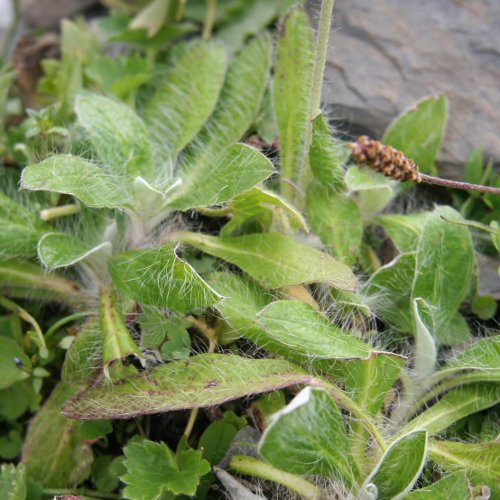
[203,0,217,39]
[230,455,320,500]
[39,203,80,221]
[0,0,20,65]
[45,311,93,339]
[195,205,232,217]
[419,173,500,195]
[43,489,120,499]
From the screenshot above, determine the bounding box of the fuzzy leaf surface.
[75,93,153,181]
[383,95,447,176]
[177,232,357,290]
[62,354,311,419]
[21,155,129,209]
[360,430,428,500]
[110,246,221,312]
[256,300,370,359]
[169,144,273,210]
[121,440,210,499]
[405,471,470,499]
[0,464,26,500]
[273,7,314,193]
[145,41,227,158]
[259,387,358,485]
[38,233,111,270]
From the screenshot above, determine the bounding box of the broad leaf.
[0,338,31,390]
[110,245,221,312]
[0,463,26,500]
[383,95,447,176]
[406,471,470,499]
[428,440,499,496]
[121,440,210,499]
[259,387,359,485]
[256,300,370,359]
[21,155,129,209]
[169,144,273,210]
[75,93,153,181]
[145,41,227,158]
[38,233,111,270]
[273,7,314,197]
[306,182,362,265]
[62,354,311,419]
[176,232,357,290]
[398,384,500,437]
[359,430,428,500]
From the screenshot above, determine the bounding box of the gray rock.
[311,0,500,178]
[20,0,98,29]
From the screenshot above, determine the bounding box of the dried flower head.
[348,135,422,183]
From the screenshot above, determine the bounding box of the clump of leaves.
[0,0,498,499]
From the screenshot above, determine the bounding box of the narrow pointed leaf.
[257,300,370,359]
[383,95,447,175]
[109,246,221,312]
[21,155,129,208]
[169,144,273,210]
[75,93,153,181]
[412,299,437,378]
[259,387,359,485]
[61,354,311,419]
[398,384,500,437]
[359,430,428,500]
[274,7,314,195]
[145,41,227,157]
[38,233,111,270]
[406,471,470,499]
[177,231,357,290]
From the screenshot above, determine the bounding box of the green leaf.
[383,95,448,176]
[37,233,111,270]
[185,34,272,167]
[21,155,129,209]
[471,295,497,320]
[176,231,357,290]
[306,182,362,265]
[145,41,227,158]
[169,143,274,210]
[0,463,26,500]
[464,148,483,186]
[259,387,359,485]
[129,0,170,37]
[0,431,23,460]
[309,113,346,191]
[78,420,113,441]
[110,245,221,312]
[256,300,370,359]
[0,380,40,422]
[198,422,238,465]
[91,456,120,493]
[359,430,428,500]
[406,471,470,499]
[75,93,153,181]
[122,440,210,499]
[412,298,437,378]
[398,384,500,437]
[221,186,308,237]
[22,382,89,487]
[428,441,499,496]
[0,338,31,390]
[273,7,314,196]
[61,354,311,419]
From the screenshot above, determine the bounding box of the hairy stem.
[203,0,217,39]
[230,455,320,499]
[39,203,80,221]
[420,173,500,195]
[45,311,92,339]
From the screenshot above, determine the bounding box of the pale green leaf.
[0,463,26,500]
[38,233,111,270]
[259,387,359,485]
[406,471,470,499]
[383,95,448,176]
[75,93,153,181]
[129,0,170,37]
[169,144,274,210]
[412,299,437,378]
[145,41,227,158]
[0,338,31,390]
[306,182,362,265]
[257,300,370,359]
[61,354,311,419]
[360,430,428,500]
[274,8,314,195]
[21,155,129,209]
[176,231,357,290]
[109,246,222,312]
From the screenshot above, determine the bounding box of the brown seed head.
[348,136,422,183]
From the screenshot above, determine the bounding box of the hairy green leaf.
[360,430,428,500]
[62,354,311,419]
[110,246,221,312]
[0,463,26,500]
[21,155,129,209]
[76,93,153,181]
[177,231,357,290]
[405,471,470,499]
[0,338,31,390]
[259,387,359,485]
